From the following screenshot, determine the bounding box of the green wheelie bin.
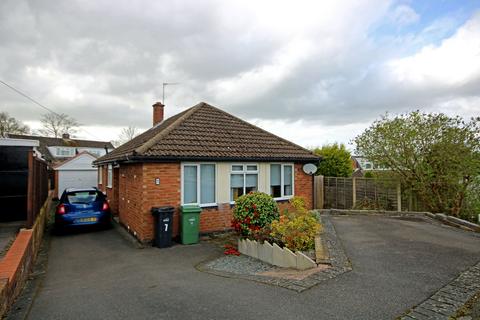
[181,205,201,244]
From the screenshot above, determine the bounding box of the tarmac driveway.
[21,216,480,320]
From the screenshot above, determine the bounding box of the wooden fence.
[26,151,49,227]
[314,176,403,211]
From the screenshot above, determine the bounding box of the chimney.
[152,102,165,126]
[62,133,70,139]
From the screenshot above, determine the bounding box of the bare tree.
[0,112,30,137]
[38,112,79,138]
[113,125,139,147]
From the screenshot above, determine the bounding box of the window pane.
[284,165,293,196]
[98,167,102,184]
[245,174,257,194]
[231,174,244,201]
[231,174,244,187]
[184,166,197,203]
[246,174,257,187]
[270,164,281,185]
[108,165,113,186]
[246,165,257,171]
[271,185,281,198]
[232,165,243,171]
[200,164,215,204]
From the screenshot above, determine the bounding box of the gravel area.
[197,214,351,292]
[205,255,278,275]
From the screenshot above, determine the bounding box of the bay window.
[270,164,294,199]
[182,164,216,206]
[230,164,258,201]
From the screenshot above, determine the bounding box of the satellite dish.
[303,163,318,175]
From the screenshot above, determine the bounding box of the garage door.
[57,170,98,197]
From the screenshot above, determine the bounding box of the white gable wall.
[55,153,97,171]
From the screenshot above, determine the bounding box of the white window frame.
[229,163,259,203]
[107,164,113,188]
[98,166,103,184]
[269,163,295,200]
[181,163,217,207]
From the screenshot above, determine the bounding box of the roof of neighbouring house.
[8,134,114,162]
[94,102,319,164]
[53,151,98,170]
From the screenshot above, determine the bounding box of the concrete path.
[22,216,480,320]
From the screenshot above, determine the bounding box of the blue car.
[55,187,112,231]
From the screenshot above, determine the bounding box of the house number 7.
[164,224,168,232]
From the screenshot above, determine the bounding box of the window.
[98,167,103,184]
[270,164,294,199]
[67,190,103,204]
[182,164,216,205]
[230,164,258,201]
[107,165,113,188]
[56,147,75,157]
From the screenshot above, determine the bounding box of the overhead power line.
[0,79,104,141]
[0,79,59,115]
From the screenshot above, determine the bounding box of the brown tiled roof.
[95,102,319,164]
[8,134,114,162]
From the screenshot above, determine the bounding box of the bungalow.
[94,102,319,243]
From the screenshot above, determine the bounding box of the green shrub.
[270,197,321,251]
[232,192,279,238]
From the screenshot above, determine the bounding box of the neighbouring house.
[53,152,99,197]
[8,133,114,164]
[94,102,320,243]
[352,155,389,176]
[8,134,114,196]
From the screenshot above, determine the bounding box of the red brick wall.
[294,163,314,209]
[104,161,313,243]
[200,203,233,233]
[117,164,145,239]
[141,163,181,240]
[0,192,52,318]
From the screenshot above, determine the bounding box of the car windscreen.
[67,191,102,204]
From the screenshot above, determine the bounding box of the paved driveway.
[23,216,480,320]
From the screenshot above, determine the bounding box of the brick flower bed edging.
[0,192,53,317]
[197,215,352,292]
[398,261,480,320]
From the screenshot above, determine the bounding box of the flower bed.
[232,193,325,270]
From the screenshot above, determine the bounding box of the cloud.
[388,12,480,87]
[389,4,420,27]
[0,0,479,147]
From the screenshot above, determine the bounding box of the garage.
[55,152,98,197]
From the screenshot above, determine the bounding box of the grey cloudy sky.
[1,0,479,147]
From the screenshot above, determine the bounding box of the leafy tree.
[113,125,139,147]
[312,143,353,177]
[354,111,480,216]
[0,112,30,137]
[38,112,79,138]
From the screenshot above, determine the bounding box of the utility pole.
[162,82,179,105]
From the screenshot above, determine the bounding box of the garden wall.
[0,191,53,317]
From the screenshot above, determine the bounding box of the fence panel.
[27,152,49,227]
[322,176,401,211]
